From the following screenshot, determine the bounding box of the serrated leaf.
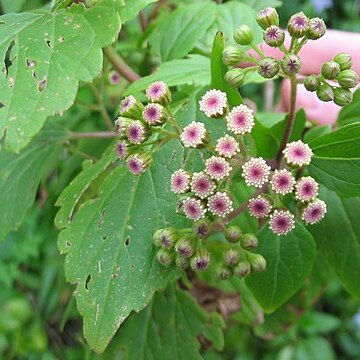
[0,0,121,153]
[338,89,360,126]
[310,186,360,299]
[246,222,316,313]
[120,0,157,23]
[0,123,68,241]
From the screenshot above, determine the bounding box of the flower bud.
[333,88,353,107]
[119,95,144,119]
[287,12,309,38]
[304,75,321,92]
[247,253,267,272]
[333,53,352,71]
[263,26,285,47]
[337,69,359,89]
[152,228,177,248]
[258,57,279,79]
[192,219,211,239]
[233,261,251,278]
[316,83,334,102]
[225,68,246,88]
[174,237,195,258]
[256,7,279,30]
[108,70,121,85]
[145,81,171,105]
[156,249,174,267]
[321,61,340,80]
[234,25,254,45]
[307,17,326,40]
[281,54,301,76]
[222,46,247,66]
[225,225,242,243]
[240,233,258,250]
[114,116,133,136]
[175,255,190,270]
[223,249,240,267]
[217,264,232,280]
[190,249,211,271]
[126,153,152,175]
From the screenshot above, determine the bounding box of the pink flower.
[270,169,296,195]
[295,176,319,202]
[126,154,151,175]
[242,157,271,188]
[146,81,171,104]
[283,140,313,167]
[126,120,148,144]
[301,199,327,225]
[205,156,232,181]
[199,89,228,118]
[170,169,191,194]
[115,140,128,159]
[226,104,255,135]
[208,192,233,217]
[180,121,207,148]
[182,197,207,221]
[190,172,216,199]
[142,103,166,125]
[248,195,272,218]
[215,135,240,158]
[269,209,295,235]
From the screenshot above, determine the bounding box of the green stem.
[237,135,248,159]
[250,44,265,58]
[89,83,113,130]
[71,131,116,139]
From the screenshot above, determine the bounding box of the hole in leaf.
[46,39,52,48]
[85,274,91,290]
[26,58,37,69]
[58,36,65,43]
[125,236,130,246]
[131,264,134,269]
[102,235,108,241]
[4,39,15,77]
[38,79,46,92]
[65,241,72,247]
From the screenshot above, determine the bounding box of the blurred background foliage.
[0,0,360,359]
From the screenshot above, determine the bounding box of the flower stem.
[71,131,116,139]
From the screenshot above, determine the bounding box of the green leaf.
[293,337,336,360]
[310,186,360,299]
[57,140,190,352]
[0,0,121,153]
[0,123,68,241]
[239,0,282,11]
[338,89,360,127]
[298,312,340,336]
[246,222,316,312]
[308,123,360,197]
[149,2,217,61]
[101,285,224,359]
[124,55,211,96]
[303,125,332,143]
[120,0,157,23]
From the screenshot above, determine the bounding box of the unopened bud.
[175,255,190,270]
[225,225,242,243]
[192,219,211,239]
[304,75,321,92]
[307,17,326,40]
[281,54,301,76]
[152,228,177,248]
[217,264,232,280]
[190,249,211,271]
[223,249,240,267]
[233,261,251,278]
[156,249,174,267]
[126,153,152,175]
[256,7,279,30]
[222,46,247,66]
[108,70,121,85]
[225,68,246,88]
[119,95,144,119]
[234,25,254,45]
[316,83,334,102]
[333,53,352,71]
[337,69,359,89]
[114,116,133,136]
[145,81,171,105]
[258,57,279,79]
[287,12,309,38]
[174,237,195,258]
[247,253,267,272]
[333,88,353,106]
[240,233,258,250]
[263,26,285,47]
[321,61,340,80]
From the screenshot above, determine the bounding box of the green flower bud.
[240,233,258,250]
[222,46,247,66]
[247,253,267,272]
[234,25,254,45]
[223,249,240,267]
[304,75,321,92]
[175,255,190,270]
[192,219,211,239]
[256,7,279,30]
[233,261,251,278]
[225,68,246,88]
[258,57,279,79]
[145,81,171,105]
[307,17,326,40]
[321,61,340,80]
[190,249,211,271]
[152,228,177,248]
[281,54,301,76]
[174,237,195,258]
[333,53,352,71]
[225,225,242,243]
[156,249,174,267]
[333,88,353,107]
[119,95,144,119]
[337,69,359,89]
[287,12,309,38]
[316,83,334,102]
[114,116,133,136]
[263,26,285,47]
[217,264,232,280]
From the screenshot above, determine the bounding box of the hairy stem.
[71,131,116,139]
[89,83,113,130]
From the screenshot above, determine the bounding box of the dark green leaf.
[338,89,360,127]
[293,337,336,360]
[298,312,340,336]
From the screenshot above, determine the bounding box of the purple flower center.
[235,114,246,126]
[207,96,218,108]
[128,159,142,174]
[214,199,226,211]
[146,107,159,120]
[150,85,162,96]
[196,259,208,270]
[255,202,266,212]
[278,176,290,187]
[294,16,306,28]
[268,28,279,39]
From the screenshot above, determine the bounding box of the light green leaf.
[120,0,157,23]
[293,337,336,360]
[298,312,340,336]
[0,123,68,241]
[338,89,360,126]
[246,222,316,312]
[310,186,360,299]
[0,0,121,153]
[238,0,282,11]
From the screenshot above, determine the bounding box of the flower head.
[256,7,279,30]
[226,104,255,135]
[295,176,319,202]
[126,120,148,144]
[208,192,233,218]
[287,12,309,38]
[269,209,295,235]
[190,249,211,271]
[114,117,132,135]
[153,228,177,248]
[115,140,128,159]
[182,197,207,221]
[263,25,285,47]
[145,81,171,105]
[307,17,326,40]
[270,169,296,195]
[126,154,151,175]
[170,169,191,194]
[215,135,240,158]
[142,103,167,125]
[258,57,280,78]
[242,157,271,188]
[119,95,144,118]
[301,199,327,225]
[205,156,232,181]
[190,172,216,199]
[175,237,195,258]
[248,195,272,218]
[180,121,207,148]
[283,140,313,167]
[199,89,228,118]
[108,70,120,85]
